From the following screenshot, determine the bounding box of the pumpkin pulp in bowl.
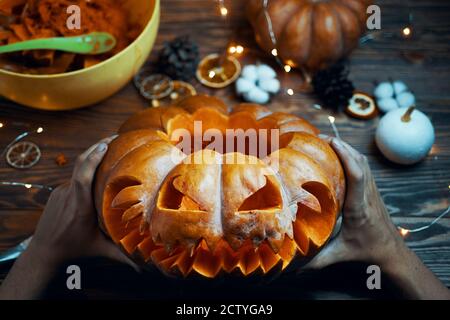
[0,0,160,110]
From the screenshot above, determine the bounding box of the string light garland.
[327,116,341,140]
[361,12,415,44]
[261,0,311,88]
[0,181,53,191]
[401,12,414,39]
[398,204,450,237]
[217,0,228,17]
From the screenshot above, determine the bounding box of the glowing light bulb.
[271,49,278,56]
[235,45,244,54]
[24,184,32,189]
[220,6,228,16]
[402,26,411,37]
[36,127,43,134]
[0,122,3,128]
[286,88,294,96]
[399,227,409,237]
[228,46,236,54]
[284,65,291,72]
[328,116,335,124]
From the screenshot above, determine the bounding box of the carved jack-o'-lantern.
[95,95,345,277]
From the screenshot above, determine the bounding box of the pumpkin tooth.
[237,245,260,276]
[258,242,280,273]
[277,236,297,270]
[266,236,285,254]
[151,247,171,267]
[192,241,222,278]
[137,237,158,262]
[165,242,178,255]
[121,202,144,222]
[159,254,182,273]
[111,185,144,209]
[120,229,146,254]
[216,240,239,273]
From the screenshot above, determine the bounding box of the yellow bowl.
[0,0,160,110]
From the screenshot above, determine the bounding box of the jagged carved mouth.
[102,168,337,278]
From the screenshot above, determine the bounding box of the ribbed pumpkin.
[95,95,345,277]
[246,0,370,72]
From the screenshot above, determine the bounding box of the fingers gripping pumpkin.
[95,96,345,277]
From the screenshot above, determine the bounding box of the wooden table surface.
[0,0,449,299]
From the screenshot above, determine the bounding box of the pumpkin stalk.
[401,106,415,122]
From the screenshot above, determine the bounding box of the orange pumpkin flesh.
[95,95,345,278]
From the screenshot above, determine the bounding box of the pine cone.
[157,36,199,81]
[312,60,355,111]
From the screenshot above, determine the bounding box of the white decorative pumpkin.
[375,107,435,165]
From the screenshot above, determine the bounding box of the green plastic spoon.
[0,32,116,55]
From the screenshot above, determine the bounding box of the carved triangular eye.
[159,176,206,211]
[294,181,338,249]
[238,177,282,212]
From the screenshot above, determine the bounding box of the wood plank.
[0,0,449,298]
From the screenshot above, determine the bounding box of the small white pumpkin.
[375,107,435,165]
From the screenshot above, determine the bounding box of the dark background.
[0,0,449,299]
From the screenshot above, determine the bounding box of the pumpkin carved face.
[246,0,371,72]
[95,96,345,277]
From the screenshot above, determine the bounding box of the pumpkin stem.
[401,106,415,122]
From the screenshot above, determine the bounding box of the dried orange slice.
[196,53,241,88]
[345,92,378,120]
[6,141,41,169]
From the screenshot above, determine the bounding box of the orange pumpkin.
[246,0,370,72]
[95,95,345,277]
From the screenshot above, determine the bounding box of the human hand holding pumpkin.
[0,137,138,300]
[30,136,138,266]
[307,136,450,299]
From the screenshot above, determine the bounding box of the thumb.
[303,237,351,270]
[72,139,111,187]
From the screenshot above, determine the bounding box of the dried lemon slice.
[133,66,154,89]
[196,53,241,88]
[6,141,41,169]
[139,74,174,100]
